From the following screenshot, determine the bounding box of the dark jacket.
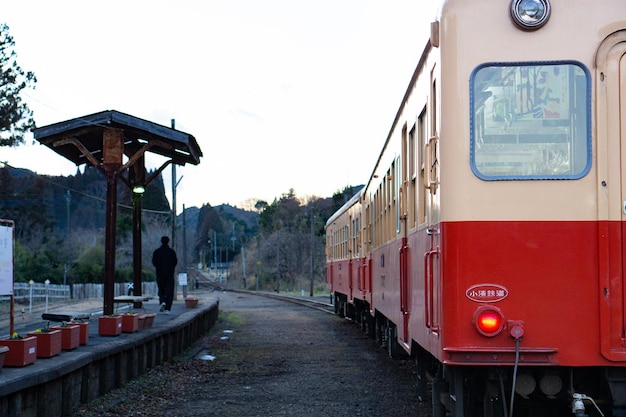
[152,244,178,280]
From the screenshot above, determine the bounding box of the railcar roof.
[325,188,364,227]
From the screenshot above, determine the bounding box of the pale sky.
[2,1,437,212]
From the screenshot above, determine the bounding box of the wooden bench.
[41,312,91,323]
[113,295,153,311]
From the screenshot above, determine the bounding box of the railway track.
[246,290,336,314]
[204,282,335,315]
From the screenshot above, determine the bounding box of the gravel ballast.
[73,290,432,417]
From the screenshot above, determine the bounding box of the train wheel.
[375,315,385,347]
[334,294,345,317]
[360,310,368,333]
[432,371,447,417]
[387,323,403,359]
[345,302,354,320]
[415,349,428,402]
[365,313,375,338]
[354,303,362,325]
[445,368,508,417]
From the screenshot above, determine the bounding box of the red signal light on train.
[473,306,504,337]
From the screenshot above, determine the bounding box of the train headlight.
[510,0,551,30]
[473,306,505,337]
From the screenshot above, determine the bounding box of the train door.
[424,76,441,335]
[348,216,354,302]
[400,127,411,345]
[364,202,374,310]
[596,31,626,361]
[424,133,441,334]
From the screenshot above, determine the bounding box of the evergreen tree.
[142,170,170,212]
[194,203,224,266]
[0,23,36,146]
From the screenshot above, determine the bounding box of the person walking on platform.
[152,236,178,314]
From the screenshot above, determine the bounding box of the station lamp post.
[131,160,146,308]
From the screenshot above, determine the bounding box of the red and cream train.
[325,1,626,416]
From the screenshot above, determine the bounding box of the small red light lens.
[478,311,501,332]
[474,307,504,336]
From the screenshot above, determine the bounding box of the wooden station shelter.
[33,110,202,315]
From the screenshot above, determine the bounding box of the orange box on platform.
[27,330,62,358]
[51,325,80,350]
[0,336,37,367]
[122,314,139,333]
[69,322,89,345]
[99,316,122,336]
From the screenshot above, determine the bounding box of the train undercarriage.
[332,292,626,417]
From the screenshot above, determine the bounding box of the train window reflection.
[470,62,590,180]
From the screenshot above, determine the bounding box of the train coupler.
[572,393,603,417]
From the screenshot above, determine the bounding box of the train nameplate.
[466,284,508,303]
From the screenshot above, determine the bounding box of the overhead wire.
[0,161,173,215]
[22,90,131,132]
[12,88,182,216]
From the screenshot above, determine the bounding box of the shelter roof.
[32,109,202,167]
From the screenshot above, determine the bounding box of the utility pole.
[181,204,188,299]
[310,211,314,297]
[213,230,217,269]
[275,231,280,293]
[65,190,71,286]
[171,118,181,300]
[66,190,71,239]
[182,203,187,278]
[171,119,177,250]
[241,245,247,288]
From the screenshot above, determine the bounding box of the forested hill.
[0,164,260,243]
[0,164,170,241]
[0,163,361,287]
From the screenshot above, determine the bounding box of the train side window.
[470,62,591,180]
[408,124,416,229]
[418,108,427,225]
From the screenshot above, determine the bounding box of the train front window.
[470,62,590,180]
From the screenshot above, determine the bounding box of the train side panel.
[434,0,626,369]
[326,192,367,312]
[439,221,600,365]
[326,0,626,415]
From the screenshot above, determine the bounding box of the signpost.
[179,272,188,298]
[0,220,15,334]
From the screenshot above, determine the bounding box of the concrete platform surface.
[0,290,220,416]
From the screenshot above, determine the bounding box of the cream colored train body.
[326,1,626,416]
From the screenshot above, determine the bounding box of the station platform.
[0,292,220,417]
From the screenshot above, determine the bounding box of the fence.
[1,282,158,303]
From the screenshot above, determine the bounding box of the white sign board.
[0,222,14,295]
[178,272,188,286]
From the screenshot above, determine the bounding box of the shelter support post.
[102,128,123,316]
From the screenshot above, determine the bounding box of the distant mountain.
[215,204,259,231]
[177,204,258,233]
